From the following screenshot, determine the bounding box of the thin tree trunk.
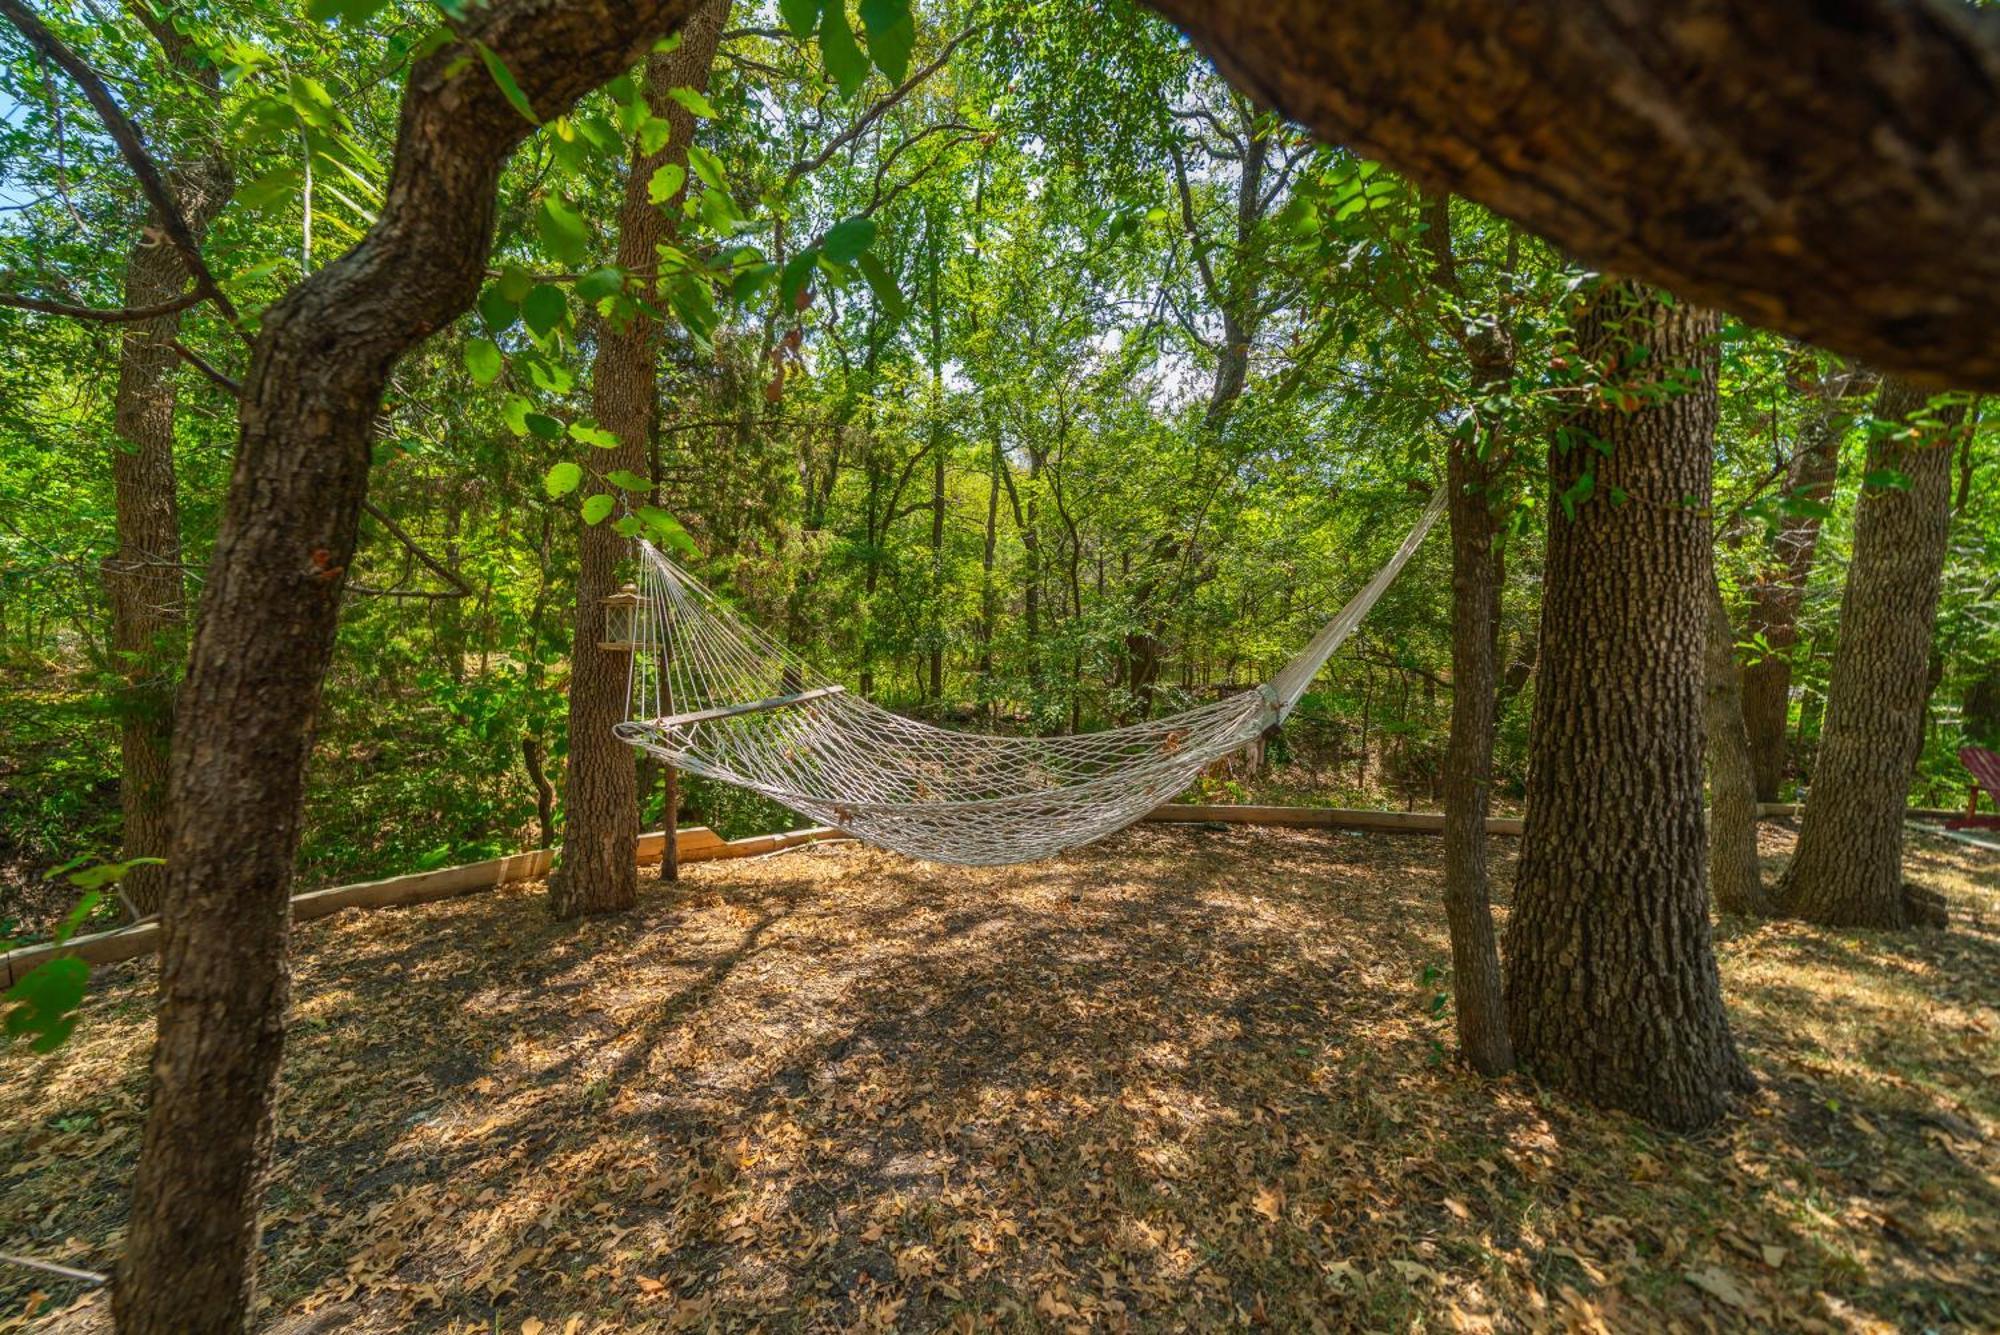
[549,0,727,920]
[523,734,556,849]
[1441,437,1515,1074]
[1739,371,1860,799]
[114,7,705,1329]
[1705,580,1774,915]
[1424,190,1513,1075]
[1503,281,1751,1131]
[102,23,229,918]
[1776,377,1967,928]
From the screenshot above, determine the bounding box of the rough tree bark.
[1503,281,1751,1130]
[1137,0,2000,389]
[109,5,705,1330]
[1705,579,1774,916]
[1776,377,1967,929]
[102,19,230,917]
[550,0,727,920]
[1423,192,1513,1076]
[1739,368,1865,800]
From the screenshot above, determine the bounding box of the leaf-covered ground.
[2,822,1995,1333]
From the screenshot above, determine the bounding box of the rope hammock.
[615,489,1446,866]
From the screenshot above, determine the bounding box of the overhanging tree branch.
[1138,0,2000,390]
[0,0,241,329]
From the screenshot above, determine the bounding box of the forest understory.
[3,824,1993,1334]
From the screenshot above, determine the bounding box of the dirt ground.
[2,821,1995,1333]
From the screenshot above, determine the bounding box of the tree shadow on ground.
[2,824,1995,1333]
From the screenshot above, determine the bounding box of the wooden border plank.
[1144,804,1524,836]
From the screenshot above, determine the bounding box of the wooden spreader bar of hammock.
[642,683,847,730]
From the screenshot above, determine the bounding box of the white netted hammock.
[615,490,1445,865]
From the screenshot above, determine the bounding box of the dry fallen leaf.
[1685,1266,1754,1310]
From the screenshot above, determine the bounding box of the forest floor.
[2,823,1995,1334]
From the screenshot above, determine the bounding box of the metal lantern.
[599,583,642,652]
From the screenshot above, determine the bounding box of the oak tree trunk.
[1503,281,1751,1131]
[116,6,703,1330]
[102,28,229,918]
[1705,580,1773,916]
[1137,0,2000,389]
[1776,377,1967,928]
[549,0,727,919]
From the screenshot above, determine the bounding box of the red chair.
[1948,746,2000,830]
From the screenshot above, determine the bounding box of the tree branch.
[0,288,202,321]
[0,0,240,329]
[1138,0,2000,389]
[782,24,978,188]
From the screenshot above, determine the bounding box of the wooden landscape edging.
[5,801,1975,988]
[1144,804,1525,836]
[0,824,841,988]
[1141,801,1967,833]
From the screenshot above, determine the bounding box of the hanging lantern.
[599,583,642,652]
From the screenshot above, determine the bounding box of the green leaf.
[536,197,590,267]
[1558,470,1595,520]
[700,187,744,233]
[667,274,717,342]
[528,358,574,394]
[306,0,390,22]
[686,145,727,192]
[667,86,717,118]
[475,41,539,125]
[606,469,652,491]
[544,461,582,498]
[521,283,568,337]
[821,215,877,265]
[637,117,673,156]
[477,284,518,332]
[647,163,686,205]
[502,395,532,436]
[581,493,616,525]
[818,1,869,99]
[612,514,643,538]
[855,251,908,318]
[575,266,625,301]
[779,0,821,39]
[237,166,302,212]
[525,412,564,440]
[496,264,535,302]
[780,247,820,310]
[464,337,502,386]
[568,422,619,448]
[3,956,89,1053]
[733,261,779,304]
[1863,467,1911,491]
[858,0,913,82]
[640,507,699,555]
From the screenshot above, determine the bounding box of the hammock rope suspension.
[615,490,1446,865]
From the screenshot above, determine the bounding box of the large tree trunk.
[1739,371,1862,799]
[1502,282,1751,1131]
[1137,0,2000,390]
[1705,580,1774,916]
[102,23,230,918]
[549,0,727,920]
[1776,378,1967,929]
[115,6,703,1330]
